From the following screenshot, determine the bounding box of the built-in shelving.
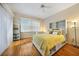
[13,24,20,40]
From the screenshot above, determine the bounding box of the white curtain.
[0,5,2,55]
[0,5,13,55]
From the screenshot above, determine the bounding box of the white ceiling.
[7,3,76,19]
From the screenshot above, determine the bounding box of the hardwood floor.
[2,37,32,56]
[54,44,79,56]
[1,37,79,56]
[32,44,41,56]
[32,44,79,56]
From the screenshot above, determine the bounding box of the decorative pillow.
[52,31,58,35]
[52,29,63,35]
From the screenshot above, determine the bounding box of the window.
[21,18,32,32]
[32,20,40,32]
[20,18,40,32]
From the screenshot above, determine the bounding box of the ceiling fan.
[40,4,51,12]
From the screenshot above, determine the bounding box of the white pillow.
[52,32,58,35]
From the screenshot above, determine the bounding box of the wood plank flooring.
[54,44,79,56]
[1,38,79,56]
[2,37,32,56]
[32,44,79,56]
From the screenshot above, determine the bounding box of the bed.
[33,33,66,56]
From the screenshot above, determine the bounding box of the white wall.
[45,4,79,31]
[7,12,13,46]
[0,4,13,55]
[44,4,79,45]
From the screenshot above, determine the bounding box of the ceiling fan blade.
[41,4,51,8]
[40,4,52,12]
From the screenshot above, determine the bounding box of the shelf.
[13,27,19,29]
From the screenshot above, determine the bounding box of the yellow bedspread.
[33,34,65,55]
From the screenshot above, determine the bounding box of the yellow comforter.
[33,34,65,55]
